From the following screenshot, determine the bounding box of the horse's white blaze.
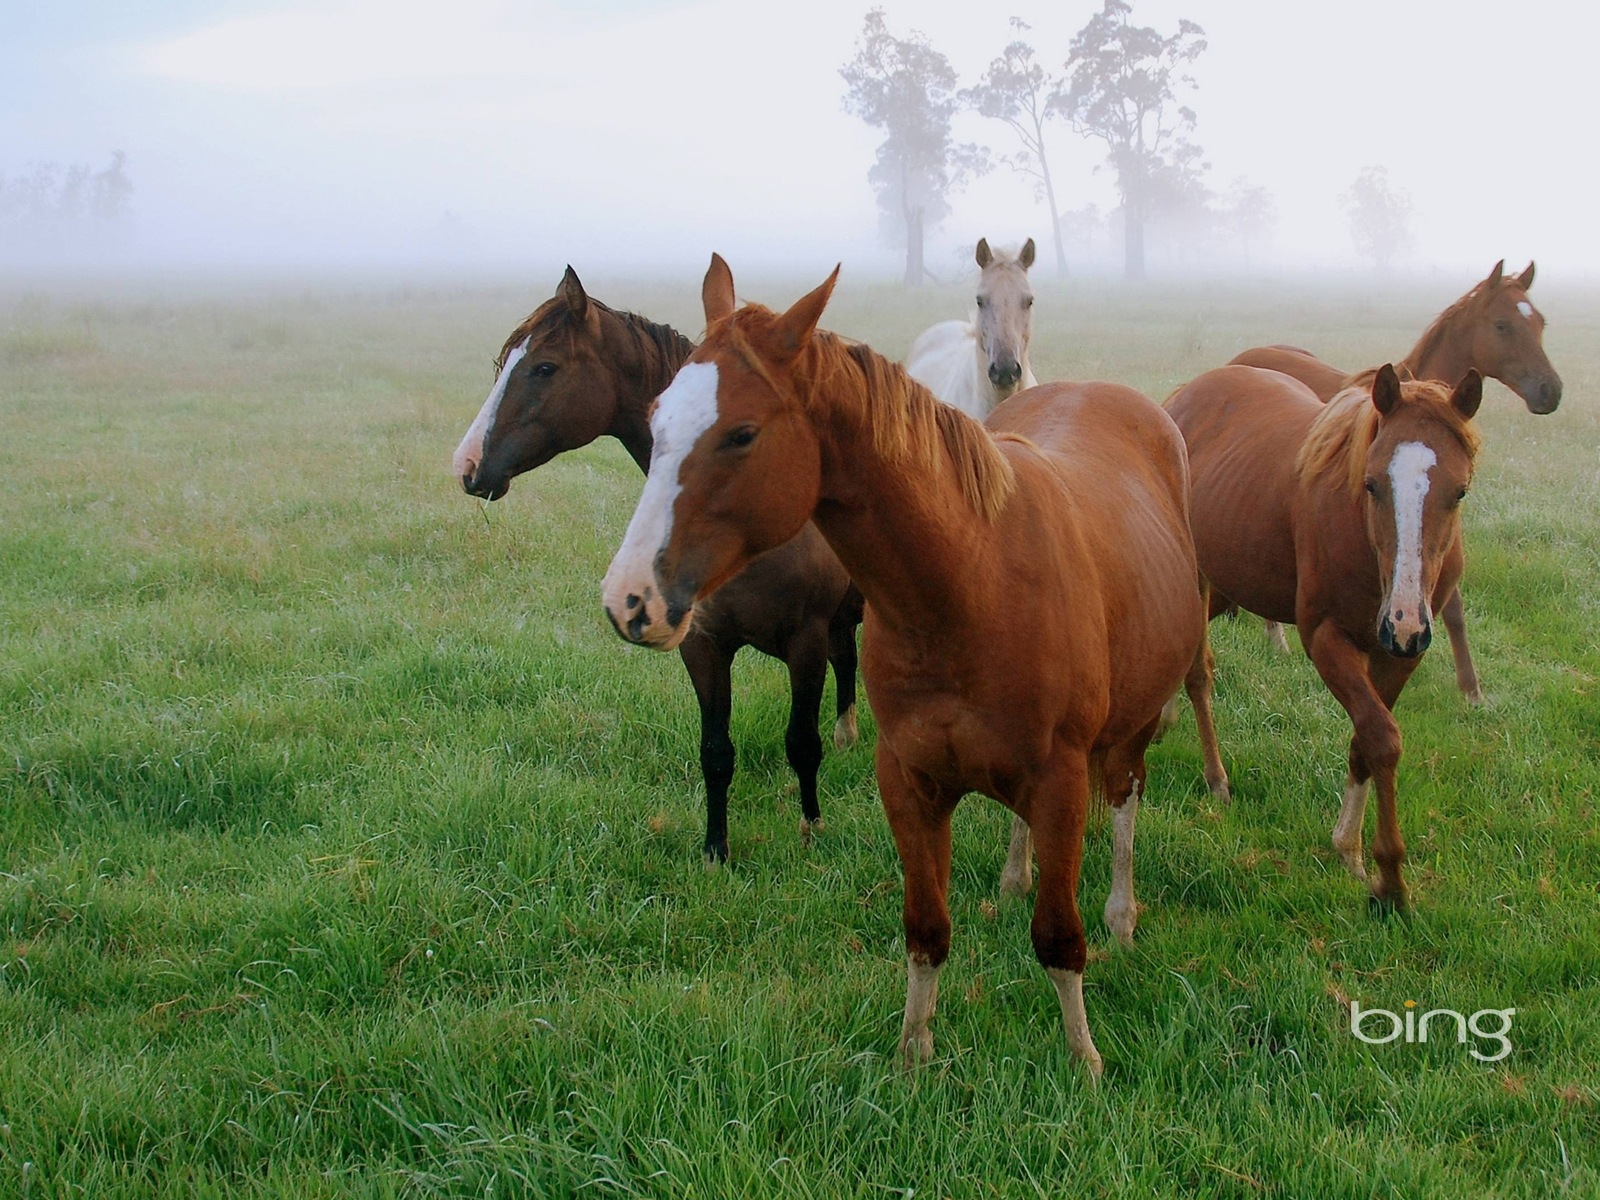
[1517,300,1535,321]
[1387,441,1437,634]
[1103,782,1139,946]
[601,362,721,641]
[452,340,527,479]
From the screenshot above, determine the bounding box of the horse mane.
[1400,275,1508,376]
[719,306,1016,521]
[1297,380,1483,500]
[495,296,695,396]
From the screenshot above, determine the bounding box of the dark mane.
[495,298,694,395]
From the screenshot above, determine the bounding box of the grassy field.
[2,267,1597,1198]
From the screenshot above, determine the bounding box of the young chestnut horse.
[906,238,1038,418]
[603,256,1204,1078]
[1168,363,1482,911]
[1230,261,1561,697]
[452,266,863,864]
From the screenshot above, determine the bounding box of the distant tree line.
[0,152,134,257]
[843,3,1410,282]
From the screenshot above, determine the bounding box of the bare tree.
[963,19,1069,278]
[1058,0,1207,280]
[841,8,987,286]
[1343,165,1414,272]
[1219,176,1276,265]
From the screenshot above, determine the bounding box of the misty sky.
[2,0,1592,276]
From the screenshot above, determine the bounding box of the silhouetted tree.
[841,9,987,286]
[0,152,133,258]
[963,19,1069,277]
[1343,165,1414,272]
[1218,176,1276,265]
[1058,0,1207,280]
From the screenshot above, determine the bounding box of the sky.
[1,0,1593,278]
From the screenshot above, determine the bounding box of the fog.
[3,0,1594,281]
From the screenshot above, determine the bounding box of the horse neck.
[801,349,1005,634]
[1400,304,1475,385]
[601,309,696,472]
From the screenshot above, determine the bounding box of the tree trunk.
[1039,153,1069,279]
[1123,209,1145,281]
[904,205,925,287]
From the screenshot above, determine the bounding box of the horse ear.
[975,238,992,269]
[1371,363,1402,416]
[1485,259,1505,288]
[1451,369,1483,420]
[703,253,736,326]
[1516,261,1536,290]
[561,265,589,322]
[1019,238,1036,270]
[771,266,839,360]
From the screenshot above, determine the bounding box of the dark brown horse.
[452,266,863,863]
[1168,363,1482,911]
[603,256,1204,1078]
[1230,261,1560,700]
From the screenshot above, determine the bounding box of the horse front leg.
[1306,624,1412,911]
[877,740,959,1068]
[1439,587,1484,705]
[679,634,735,865]
[1021,749,1101,1080]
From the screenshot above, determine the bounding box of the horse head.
[1468,260,1561,414]
[453,266,626,499]
[974,237,1036,397]
[601,255,834,649]
[1361,364,1482,657]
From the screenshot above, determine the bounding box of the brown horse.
[1168,363,1482,911]
[452,266,863,864]
[603,256,1204,1078]
[1231,261,1560,700]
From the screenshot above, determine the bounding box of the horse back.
[906,320,983,418]
[1166,365,1322,623]
[1229,346,1348,402]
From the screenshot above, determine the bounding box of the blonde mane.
[1297,379,1483,500]
[719,306,1017,521]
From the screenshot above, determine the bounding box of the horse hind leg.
[1332,750,1371,882]
[783,623,830,844]
[1101,729,1157,948]
[828,585,863,749]
[1185,620,1231,802]
[998,815,1033,899]
[1440,587,1484,705]
[1264,619,1292,654]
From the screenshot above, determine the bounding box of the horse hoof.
[1207,775,1231,803]
[1367,892,1409,920]
[998,866,1033,899]
[833,705,859,751]
[1336,847,1367,882]
[703,843,729,869]
[1103,902,1137,948]
[1463,685,1485,707]
[900,1028,934,1069]
[799,817,823,847]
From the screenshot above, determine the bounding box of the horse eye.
[1456,486,1469,503]
[975,296,987,309]
[1363,479,1378,497]
[1023,296,1034,308]
[1494,321,1511,335]
[532,361,558,378]
[724,425,758,450]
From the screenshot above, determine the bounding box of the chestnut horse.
[603,256,1204,1078]
[452,266,863,864]
[906,238,1038,418]
[1230,260,1560,698]
[1168,364,1482,911]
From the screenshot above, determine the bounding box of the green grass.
[2,272,1597,1198]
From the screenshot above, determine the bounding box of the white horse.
[905,237,1038,419]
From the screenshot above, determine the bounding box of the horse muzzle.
[988,359,1023,389]
[460,469,510,501]
[601,566,695,651]
[1378,613,1432,659]
[1517,373,1562,415]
